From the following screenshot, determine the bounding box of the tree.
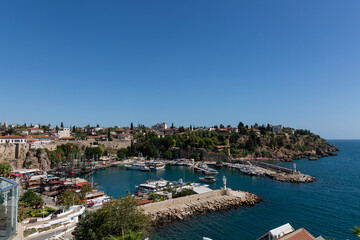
[96,124,99,128]
[61,122,64,128]
[219,124,225,129]
[0,163,12,178]
[56,189,85,209]
[73,196,151,240]
[20,190,44,207]
[130,122,134,130]
[108,129,113,141]
[171,123,174,129]
[163,150,173,159]
[117,151,126,160]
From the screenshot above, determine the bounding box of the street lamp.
[42,206,45,219]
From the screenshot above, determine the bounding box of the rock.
[23,150,51,170]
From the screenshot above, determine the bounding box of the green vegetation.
[23,228,37,237]
[351,226,360,237]
[0,163,12,178]
[73,196,151,240]
[56,184,93,209]
[117,124,327,159]
[172,188,196,198]
[148,192,164,202]
[19,190,44,207]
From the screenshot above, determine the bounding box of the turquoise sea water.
[91,140,360,240]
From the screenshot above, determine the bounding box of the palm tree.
[351,226,360,237]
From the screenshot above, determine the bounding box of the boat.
[136,179,171,192]
[85,190,110,207]
[125,163,149,170]
[199,176,216,183]
[198,163,218,175]
[149,163,166,171]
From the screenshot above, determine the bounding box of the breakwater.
[141,188,261,226]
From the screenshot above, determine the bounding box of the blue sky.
[0,1,359,139]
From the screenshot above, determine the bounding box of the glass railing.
[0,177,18,240]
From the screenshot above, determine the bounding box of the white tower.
[293,163,297,172]
[222,175,227,190]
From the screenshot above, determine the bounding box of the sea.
[90,140,360,240]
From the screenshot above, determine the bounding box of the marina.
[90,141,358,240]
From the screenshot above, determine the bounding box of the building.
[26,135,52,149]
[0,122,8,128]
[28,128,44,134]
[257,223,320,240]
[270,124,283,133]
[57,128,71,138]
[15,129,29,135]
[118,134,132,141]
[0,135,27,144]
[151,122,167,131]
[0,177,19,239]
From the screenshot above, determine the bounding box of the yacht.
[125,163,149,170]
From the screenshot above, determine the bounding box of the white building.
[152,122,167,131]
[0,122,8,128]
[57,128,71,138]
[15,129,29,135]
[28,128,44,134]
[0,135,27,144]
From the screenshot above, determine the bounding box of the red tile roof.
[0,135,27,139]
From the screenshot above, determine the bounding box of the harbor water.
[91,140,360,239]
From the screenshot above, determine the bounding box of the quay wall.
[142,189,226,212]
[142,188,261,226]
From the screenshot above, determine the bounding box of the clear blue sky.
[1,1,359,139]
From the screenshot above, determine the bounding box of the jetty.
[141,188,261,226]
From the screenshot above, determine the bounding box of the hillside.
[122,125,339,162]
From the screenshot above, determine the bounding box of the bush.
[23,228,37,237]
[20,190,44,207]
[172,188,196,198]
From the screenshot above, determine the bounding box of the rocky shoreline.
[275,144,340,162]
[267,172,315,183]
[142,189,261,226]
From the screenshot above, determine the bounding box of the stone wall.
[0,143,30,168]
[0,140,130,169]
[42,140,131,151]
[180,149,230,162]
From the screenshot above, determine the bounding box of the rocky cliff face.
[243,134,339,162]
[0,143,51,170]
[23,150,51,171]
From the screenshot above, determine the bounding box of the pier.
[141,188,261,226]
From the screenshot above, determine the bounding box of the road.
[27,225,75,240]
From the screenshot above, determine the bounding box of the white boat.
[136,179,171,191]
[150,163,165,171]
[198,163,218,174]
[125,163,149,170]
